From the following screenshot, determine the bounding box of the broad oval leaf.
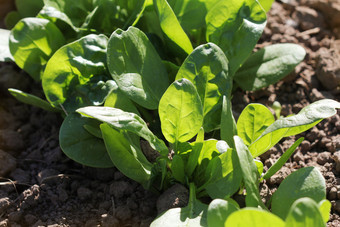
[225,208,285,227]
[16,0,44,18]
[9,17,65,81]
[237,103,274,146]
[285,197,325,227]
[271,166,326,220]
[153,0,193,56]
[206,0,267,76]
[258,0,275,12]
[76,106,169,156]
[101,123,152,187]
[59,113,113,168]
[171,155,186,184]
[107,26,169,110]
[234,43,306,91]
[249,99,340,157]
[207,199,239,227]
[0,29,13,62]
[175,43,232,132]
[42,34,113,113]
[159,78,203,144]
[318,199,331,223]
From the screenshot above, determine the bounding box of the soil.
[0,0,340,226]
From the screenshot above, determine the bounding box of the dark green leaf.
[153,0,193,56]
[159,78,203,144]
[77,106,169,156]
[237,103,274,146]
[59,113,113,168]
[234,44,306,91]
[285,197,325,227]
[225,208,285,227]
[206,0,267,75]
[249,99,340,157]
[8,88,60,112]
[16,0,44,17]
[262,137,303,180]
[5,11,21,29]
[42,34,112,113]
[101,123,152,187]
[207,199,239,227]
[271,167,326,220]
[234,136,266,208]
[107,26,169,109]
[172,155,186,184]
[9,17,65,81]
[220,95,237,148]
[175,43,232,132]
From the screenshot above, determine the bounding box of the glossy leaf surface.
[0,29,13,62]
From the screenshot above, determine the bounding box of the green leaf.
[101,123,152,187]
[204,149,242,199]
[237,103,275,147]
[249,99,340,157]
[159,78,203,144]
[16,0,44,18]
[171,155,186,184]
[207,199,238,227]
[42,34,113,113]
[153,0,193,56]
[220,95,237,148]
[258,0,275,12]
[234,44,306,91]
[175,43,232,132]
[107,26,169,110]
[59,113,113,168]
[5,11,22,29]
[285,197,325,227]
[206,0,267,76]
[151,184,208,227]
[318,199,331,223]
[8,88,60,112]
[271,167,326,220]
[104,85,140,116]
[9,17,65,81]
[225,208,285,227]
[83,0,146,34]
[39,0,93,32]
[262,137,304,180]
[76,106,169,156]
[0,29,14,62]
[254,159,263,176]
[234,136,265,209]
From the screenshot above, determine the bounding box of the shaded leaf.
[207,199,238,227]
[220,95,237,148]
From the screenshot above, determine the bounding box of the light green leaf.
[285,197,325,227]
[271,167,326,220]
[8,88,60,112]
[249,99,340,157]
[175,43,232,132]
[0,29,14,62]
[159,78,203,144]
[206,0,267,76]
[151,184,208,227]
[237,103,275,146]
[107,26,169,110]
[262,137,303,180]
[42,34,113,113]
[258,0,275,12]
[225,208,285,227]
[59,113,113,168]
[234,44,306,91]
[101,123,152,187]
[76,106,169,156]
[254,159,263,176]
[9,17,65,81]
[220,95,237,148]
[207,199,238,227]
[153,0,193,56]
[234,136,265,208]
[318,199,331,223]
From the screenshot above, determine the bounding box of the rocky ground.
[0,0,339,226]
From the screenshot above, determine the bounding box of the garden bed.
[0,0,339,226]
